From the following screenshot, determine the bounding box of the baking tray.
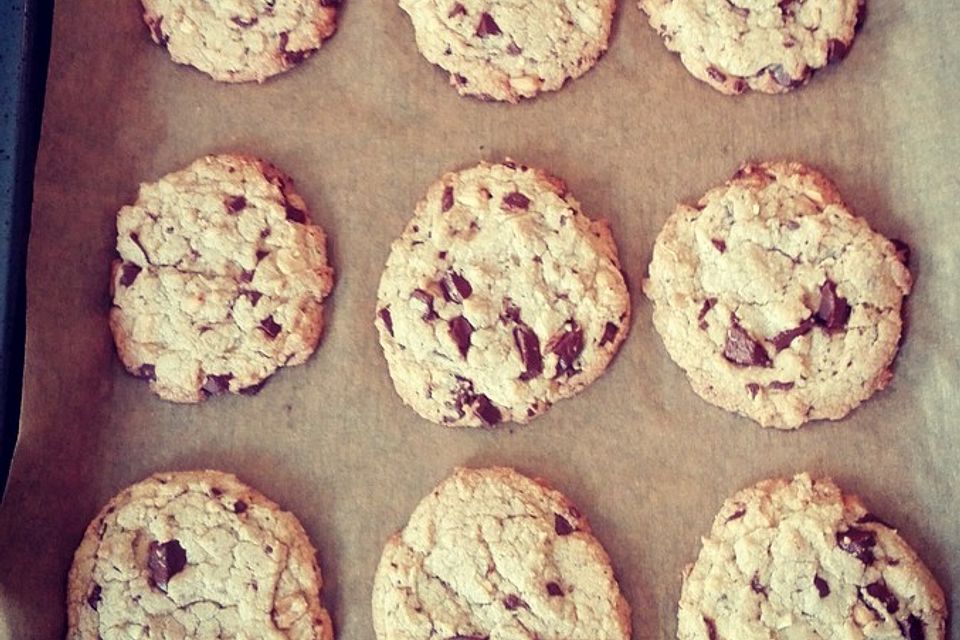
[0,2,958,638]
[0,0,52,493]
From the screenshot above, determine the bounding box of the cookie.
[398,0,615,102]
[643,162,911,429]
[678,473,947,640]
[372,467,632,640]
[375,160,630,428]
[639,0,864,94]
[110,154,334,403]
[142,0,338,83]
[66,470,334,640]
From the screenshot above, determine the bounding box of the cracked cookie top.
[372,467,632,640]
[643,162,911,429]
[66,470,333,640]
[398,0,615,102]
[375,160,630,428]
[110,154,334,403]
[678,473,946,640]
[141,0,338,83]
[639,0,864,94]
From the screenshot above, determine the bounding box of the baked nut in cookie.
[639,0,864,94]
[372,467,632,640]
[66,470,334,640]
[375,160,630,428]
[398,0,615,102]
[110,154,334,403]
[678,473,947,640]
[142,0,338,83]
[643,162,911,429]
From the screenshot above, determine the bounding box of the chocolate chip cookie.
[142,0,338,83]
[375,160,630,428]
[110,154,334,403]
[66,470,334,640]
[679,473,946,640]
[639,0,864,94]
[399,0,615,102]
[643,162,911,429]
[372,467,632,640]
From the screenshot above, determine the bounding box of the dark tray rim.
[0,0,54,493]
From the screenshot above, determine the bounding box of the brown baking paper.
[1,1,958,637]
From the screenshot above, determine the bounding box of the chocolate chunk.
[412,289,439,321]
[513,325,543,381]
[260,315,282,339]
[476,12,501,37]
[239,270,254,283]
[836,527,877,565]
[277,32,311,65]
[442,185,455,212]
[827,39,849,63]
[231,16,258,27]
[770,317,814,350]
[285,203,308,223]
[502,191,530,211]
[598,322,618,347]
[546,582,563,596]
[726,506,746,522]
[711,238,727,253]
[234,500,248,514]
[441,271,473,302]
[120,263,142,287]
[147,540,187,591]
[202,374,233,396]
[239,380,268,396]
[865,581,899,613]
[750,575,767,596]
[225,195,247,213]
[243,290,263,306]
[378,307,394,336]
[137,364,157,381]
[698,298,717,330]
[816,280,851,332]
[814,575,830,598]
[87,584,102,610]
[902,615,925,640]
[723,319,771,367]
[550,322,584,376]
[146,16,169,46]
[707,66,726,82]
[474,394,502,426]
[448,2,466,17]
[503,594,524,610]
[768,380,794,391]
[704,617,718,640]
[449,316,474,357]
[732,78,748,93]
[506,42,522,55]
[891,239,911,265]
[554,513,574,535]
[256,249,269,262]
[746,382,760,398]
[769,64,797,87]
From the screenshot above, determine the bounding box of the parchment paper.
[1,1,957,637]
